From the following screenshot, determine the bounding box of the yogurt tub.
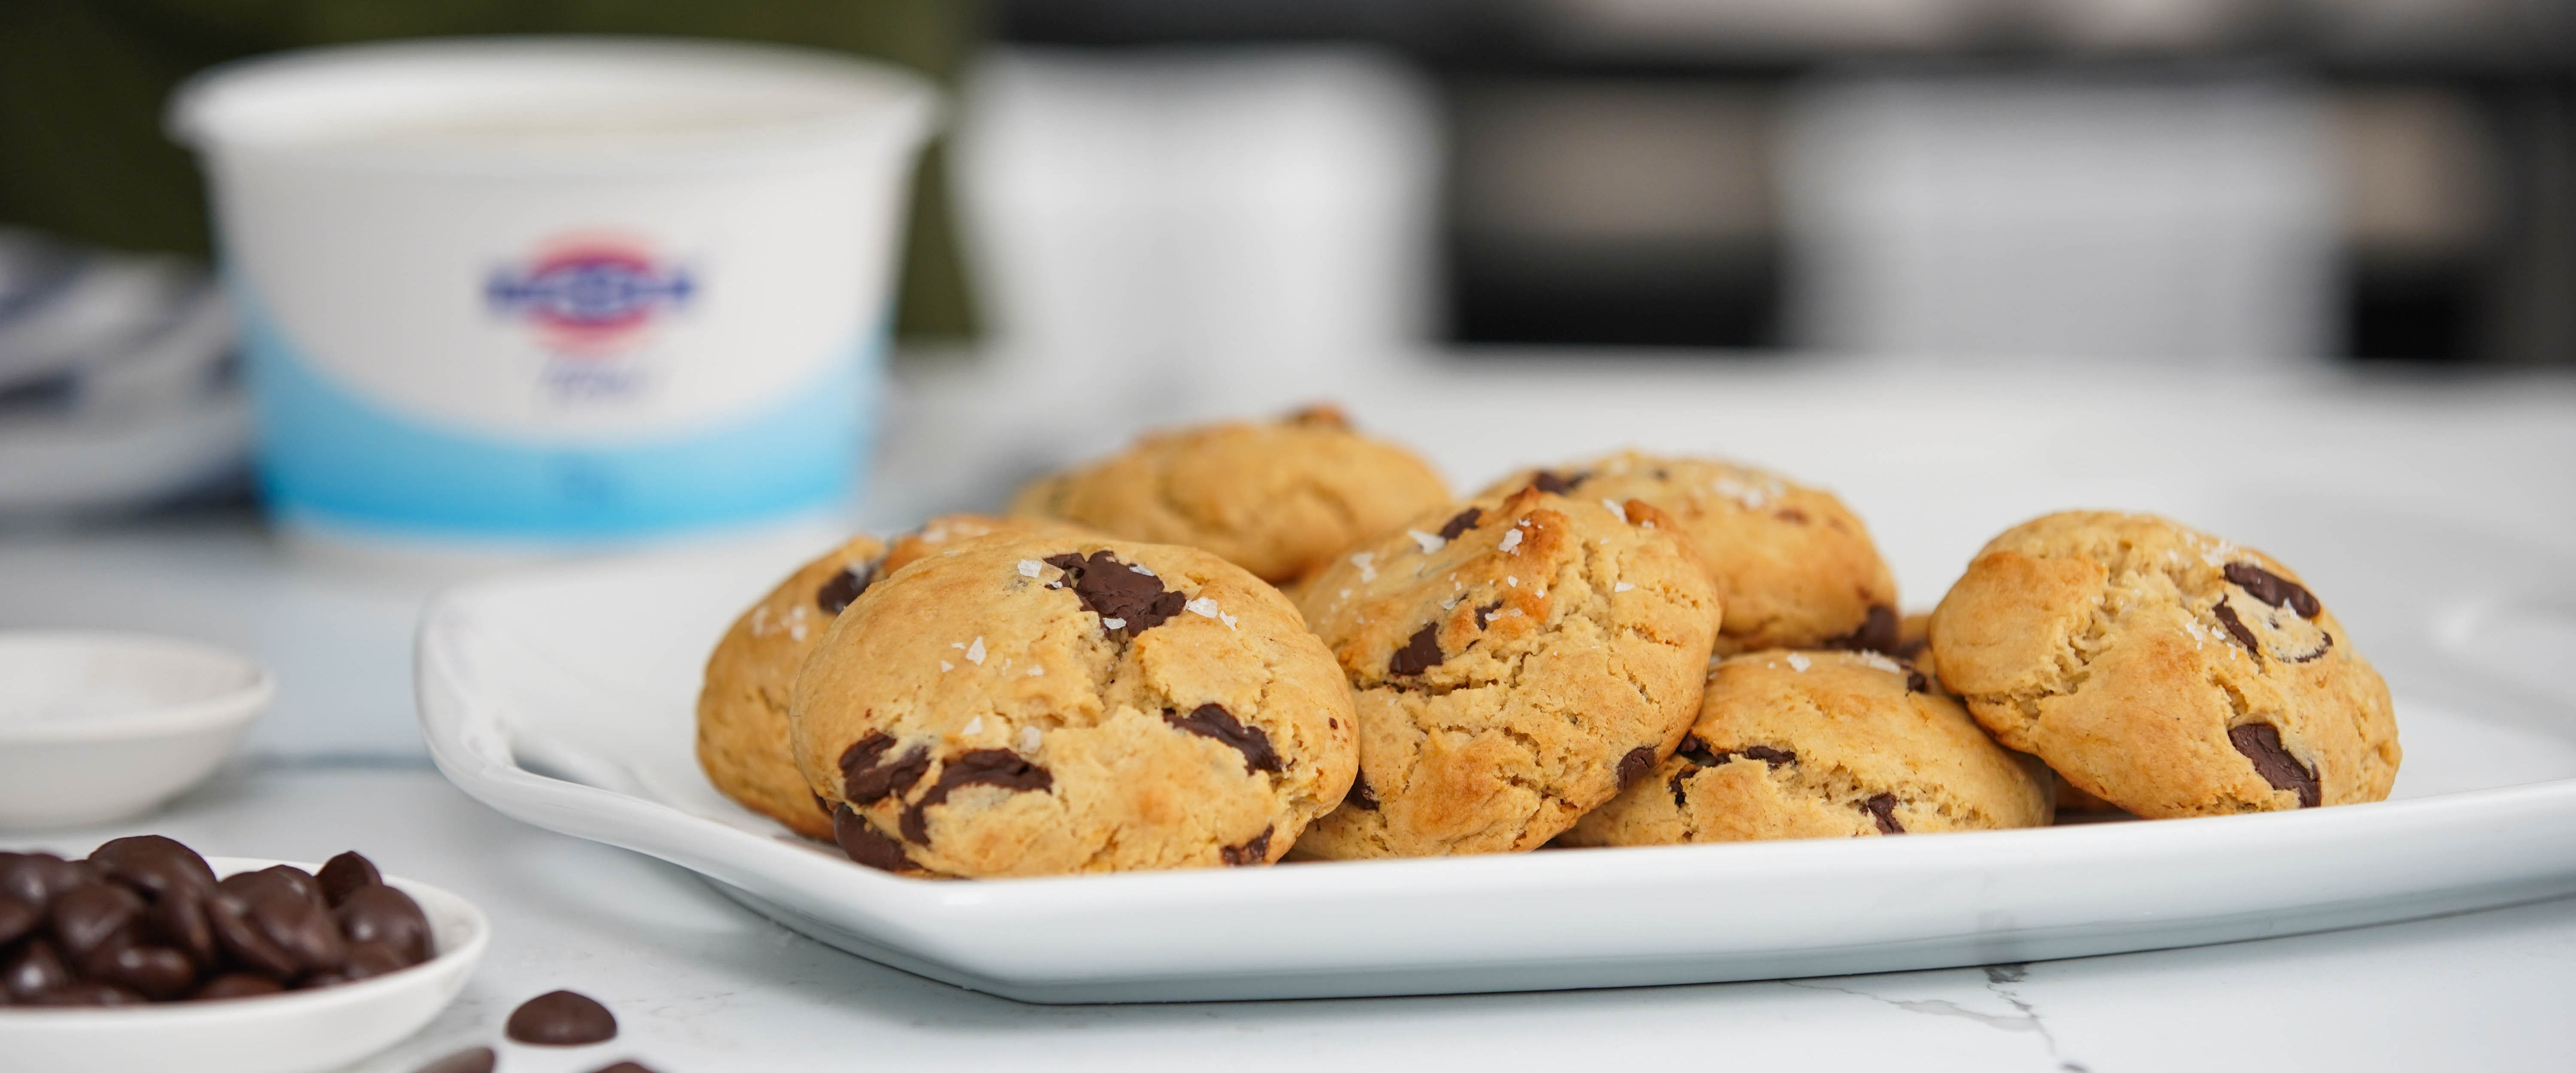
[168,38,939,556]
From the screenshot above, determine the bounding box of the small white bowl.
[0,631,273,828]
[0,857,490,1073]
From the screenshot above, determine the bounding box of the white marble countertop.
[6,352,2575,1071]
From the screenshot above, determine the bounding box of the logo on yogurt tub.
[486,235,694,357]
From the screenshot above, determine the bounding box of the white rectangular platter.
[416,510,2576,1004]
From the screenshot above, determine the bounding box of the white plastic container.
[169,38,937,551]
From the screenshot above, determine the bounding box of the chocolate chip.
[192,972,286,1001]
[1528,470,1588,494]
[1347,773,1380,810]
[0,897,33,946]
[1674,736,1722,767]
[901,750,1056,844]
[816,561,880,615]
[0,852,92,912]
[412,1046,498,1073]
[590,1063,663,1073]
[2229,723,2321,807]
[83,942,197,1000]
[247,865,326,908]
[1668,770,1692,809]
[1388,622,1443,676]
[3,938,73,1000]
[89,836,217,902]
[2288,632,2335,663]
[29,981,146,1006]
[832,804,919,873]
[209,885,343,978]
[144,885,215,966]
[1219,827,1274,867]
[49,882,144,961]
[1616,746,1657,787]
[507,989,619,1046]
[1473,600,1503,629]
[1906,670,1929,693]
[1864,794,1905,834]
[839,733,931,805]
[2213,599,2261,655]
[2224,562,2319,618]
[338,884,432,965]
[1739,746,1796,767]
[316,852,383,908]
[1042,551,1186,636]
[1824,606,1900,654]
[341,940,410,981]
[1164,704,1284,773]
[1437,507,1482,540]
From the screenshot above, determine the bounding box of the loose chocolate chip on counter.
[83,942,197,1000]
[49,882,144,961]
[89,836,218,901]
[1346,773,1380,810]
[1824,606,1901,654]
[507,989,620,1046]
[1163,704,1284,773]
[1863,794,1905,835]
[1528,470,1589,494]
[1042,551,1186,636]
[2228,724,2321,808]
[316,851,384,908]
[192,972,286,1001]
[0,897,34,946]
[3,937,73,1000]
[1615,747,1658,787]
[2212,599,2261,655]
[840,732,932,805]
[2223,563,2320,618]
[832,804,919,873]
[29,981,147,1006]
[590,1063,663,1073]
[1219,827,1274,867]
[816,561,881,615]
[900,750,1057,844]
[413,1046,498,1073]
[338,884,433,965]
[1437,507,1482,540]
[1388,623,1444,676]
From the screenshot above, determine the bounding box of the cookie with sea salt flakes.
[791,534,1357,877]
[1929,511,2400,819]
[1007,404,1450,584]
[1289,486,1720,858]
[1561,649,2049,847]
[695,515,1093,840]
[1477,452,1898,655]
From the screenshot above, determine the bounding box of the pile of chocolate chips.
[0,836,432,1005]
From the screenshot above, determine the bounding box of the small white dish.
[0,632,273,828]
[0,857,488,1073]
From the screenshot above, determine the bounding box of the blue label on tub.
[234,294,876,539]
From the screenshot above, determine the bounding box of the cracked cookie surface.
[1289,487,1719,858]
[1008,405,1449,584]
[1562,650,2050,846]
[695,515,1093,840]
[1477,452,1896,653]
[791,534,1356,877]
[1929,511,2400,818]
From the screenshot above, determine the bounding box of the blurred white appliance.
[1782,73,2338,364]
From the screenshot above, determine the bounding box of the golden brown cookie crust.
[1563,649,2050,846]
[1007,408,1450,583]
[1476,452,1897,654]
[696,533,887,840]
[1929,511,2400,819]
[1290,487,1720,858]
[792,535,1357,878]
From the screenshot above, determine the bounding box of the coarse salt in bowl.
[0,632,273,828]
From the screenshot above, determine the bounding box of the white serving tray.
[416,522,2576,1004]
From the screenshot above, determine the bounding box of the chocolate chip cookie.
[1007,404,1449,583]
[1290,486,1721,858]
[1476,452,1897,653]
[1561,650,2050,846]
[695,515,1092,839]
[1929,511,2400,818]
[791,535,1358,877]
